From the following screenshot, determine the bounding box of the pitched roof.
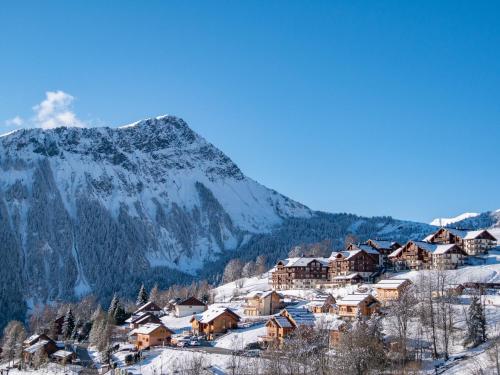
[273,316,294,328]
[333,273,362,280]
[246,291,275,299]
[52,350,74,359]
[331,249,370,260]
[338,293,376,306]
[283,307,315,326]
[134,301,161,314]
[176,297,206,306]
[24,340,51,354]
[375,279,411,289]
[367,239,398,249]
[134,323,172,335]
[411,241,458,254]
[193,307,241,324]
[388,247,404,258]
[278,257,330,267]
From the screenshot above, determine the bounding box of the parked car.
[244,349,261,358]
[189,340,200,347]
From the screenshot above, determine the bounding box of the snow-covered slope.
[430,212,480,226]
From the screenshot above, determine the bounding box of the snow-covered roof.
[24,334,42,344]
[278,257,330,267]
[375,279,410,289]
[125,312,147,324]
[338,293,374,306]
[388,247,403,258]
[246,290,274,299]
[333,273,361,280]
[331,250,367,260]
[134,301,161,314]
[134,323,167,335]
[24,340,50,354]
[356,244,380,255]
[194,307,240,324]
[368,240,397,249]
[52,350,73,358]
[412,241,457,254]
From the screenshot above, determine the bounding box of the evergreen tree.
[136,284,149,306]
[113,303,127,325]
[72,319,82,341]
[108,294,119,317]
[149,284,160,304]
[464,295,487,348]
[62,309,75,340]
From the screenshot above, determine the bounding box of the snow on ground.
[430,212,480,226]
[392,250,500,285]
[213,323,267,349]
[121,347,262,375]
[213,274,271,303]
[160,314,194,334]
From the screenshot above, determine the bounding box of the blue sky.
[1,1,499,222]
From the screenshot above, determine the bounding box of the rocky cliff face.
[0,116,311,324]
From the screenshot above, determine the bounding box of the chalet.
[190,307,241,340]
[306,293,336,314]
[23,333,54,348]
[425,228,497,255]
[374,279,412,304]
[263,307,315,345]
[330,272,364,287]
[328,249,378,280]
[174,297,207,318]
[125,312,162,329]
[243,291,282,316]
[134,323,173,350]
[133,301,163,317]
[328,320,348,348]
[365,239,402,267]
[23,338,58,364]
[271,257,330,290]
[337,294,380,320]
[389,241,466,271]
[346,243,382,267]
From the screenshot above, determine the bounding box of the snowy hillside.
[430,212,480,226]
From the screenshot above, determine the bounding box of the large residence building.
[329,249,379,279]
[389,241,466,270]
[424,228,497,256]
[271,257,330,290]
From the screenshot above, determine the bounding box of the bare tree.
[223,259,244,283]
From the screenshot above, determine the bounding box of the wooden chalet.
[374,279,412,304]
[365,239,402,266]
[134,323,173,350]
[306,293,336,314]
[425,228,497,255]
[389,241,466,271]
[336,294,380,320]
[328,249,378,280]
[328,320,348,348]
[330,272,364,287]
[271,257,330,290]
[126,312,162,329]
[243,291,283,316]
[263,307,315,346]
[23,336,58,364]
[190,307,240,340]
[52,350,76,364]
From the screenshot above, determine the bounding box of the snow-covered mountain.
[430,212,480,226]
[0,114,477,329]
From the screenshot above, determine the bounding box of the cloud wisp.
[4,91,86,129]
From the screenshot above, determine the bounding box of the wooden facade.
[426,228,497,256]
[243,291,282,316]
[190,308,241,340]
[271,257,329,290]
[135,324,173,350]
[328,250,378,280]
[375,279,412,304]
[337,294,380,320]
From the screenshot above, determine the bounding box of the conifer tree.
[113,303,127,325]
[108,294,119,317]
[62,309,75,340]
[464,295,487,348]
[136,284,149,306]
[149,284,160,304]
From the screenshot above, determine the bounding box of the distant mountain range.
[0,115,496,329]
